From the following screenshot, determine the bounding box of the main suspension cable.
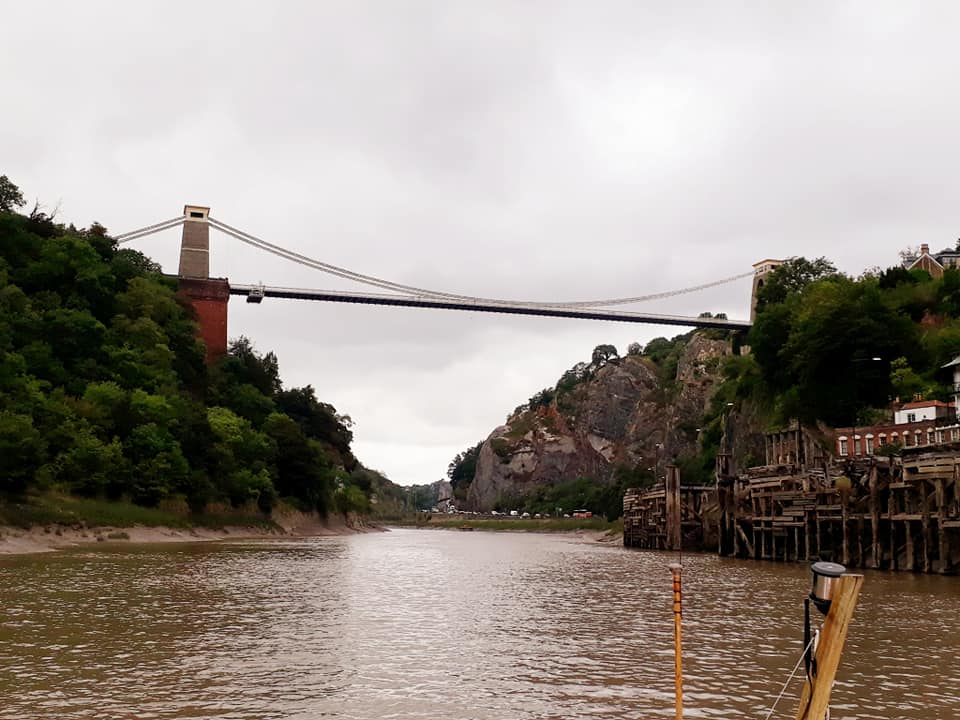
[208,216,752,309]
[116,216,185,243]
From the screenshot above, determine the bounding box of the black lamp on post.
[850,357,882,458]
[655,442,664,483]
[804,561,846,678]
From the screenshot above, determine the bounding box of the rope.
[207,216,753,308]
[762,632,818,720]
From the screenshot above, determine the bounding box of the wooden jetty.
[626,427,960,574]
[714,445,960,573]
[623,465,719,551]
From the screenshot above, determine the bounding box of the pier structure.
[623,465,719,550]
[626,428,960,573]
[715,443,960,573]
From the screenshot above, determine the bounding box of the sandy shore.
[0,512,383,556]
[400,524,623,545]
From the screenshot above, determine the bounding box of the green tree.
[262,411,333,512]
[54,428,127,497]
[889,357,932,402]
[0,175,24,213]
[0,411,45,494]
[123,423,190,505]
[447,441,482,500]
[591,344,619,367]
[754,256,838,312]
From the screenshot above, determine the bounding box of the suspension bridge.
[115,205,758,360]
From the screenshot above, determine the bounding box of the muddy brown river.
[1,528,958,719]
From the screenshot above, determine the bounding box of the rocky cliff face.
[466,333,732,511]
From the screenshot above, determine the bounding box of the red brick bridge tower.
[177,205,230,362]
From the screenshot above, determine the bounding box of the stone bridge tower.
[177,205,230,362]
[750,258,784,322]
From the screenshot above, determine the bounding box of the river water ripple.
[1,528,958,719]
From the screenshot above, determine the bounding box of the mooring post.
[869,466,880,569]
[669,563,683,720]
[795,573,864,720]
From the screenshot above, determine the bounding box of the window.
[952,428,959,442]
[928,430,935,445]
[907,412,917,423]
[879,433,887,447]
[866,435,875,454]
[937,430,945,444]
[839,437,848,457]
[854,435,861,456]
[904,432,912,447]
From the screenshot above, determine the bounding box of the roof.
[900,400,952,409]
[752,258,784,268]
[907,254,944,272]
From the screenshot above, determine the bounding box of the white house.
[893,399,953,425]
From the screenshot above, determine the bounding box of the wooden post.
[815,507,822,560]
[905,519,915,572]
[921,480,932,574]
[841,496,850,565]
[669,564,683,720]
[732,478,740,557]
[795,574,864,720]
[888,482,898,570]
[761,493,768,560]
[869,466,880,569]
[856,512,864,568]
[936,478,949,574]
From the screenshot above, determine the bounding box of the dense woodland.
[447,254,960,517]
[0,175,406,519]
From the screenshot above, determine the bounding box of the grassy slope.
[0,492,281,530]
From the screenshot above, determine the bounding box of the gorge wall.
[465,333,734,511]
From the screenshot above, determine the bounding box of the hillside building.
[901,243,960,278]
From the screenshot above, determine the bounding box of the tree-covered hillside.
[0,176,392,519]
[749,256,960,427]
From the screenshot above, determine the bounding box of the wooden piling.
[794,574,864,720]
[669,564,683,720]
[936,477,950,573]
[841,497,850,566]
[921,480,933,574]
[869,466,880,569]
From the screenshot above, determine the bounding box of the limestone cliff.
[465,333,732,511]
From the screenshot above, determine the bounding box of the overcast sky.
[4,2,960,485]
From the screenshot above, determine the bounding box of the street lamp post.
[655,442,664,484]
[850,357,882,458]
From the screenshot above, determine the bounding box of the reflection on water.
[1,529,958,719]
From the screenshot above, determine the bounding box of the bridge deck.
[228,283,752,330]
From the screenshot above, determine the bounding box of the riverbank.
[0,516,380,556]
[0,494,381,556]
[393,515,624,543]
